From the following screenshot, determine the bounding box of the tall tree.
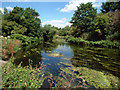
[101,1,120,13]
[70,2,97,37]
[4,6,41,38]
[20,7,41,37]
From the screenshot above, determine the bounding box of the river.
[15,39,120,88]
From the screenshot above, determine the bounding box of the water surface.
[15,39,120,88]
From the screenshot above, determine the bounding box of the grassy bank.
[66,37,120,49]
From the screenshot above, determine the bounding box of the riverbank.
[65,36,120,49]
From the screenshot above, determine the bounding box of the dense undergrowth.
[2,57,45,88]
[10,34,44,46]
[66,37,120,49]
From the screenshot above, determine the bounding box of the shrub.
[66,37,120,48]
[10,34,43,46]
[2,58,45,88]
[2,38,21,60]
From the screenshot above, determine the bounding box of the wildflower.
[25,82,27,86]
[7,36,10,38]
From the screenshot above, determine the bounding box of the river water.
[15,39,120,88]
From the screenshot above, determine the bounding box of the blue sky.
[1,0,104,28]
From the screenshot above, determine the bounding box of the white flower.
[7,36,10,38]
[5,37,7,39]
[1,36,3,38]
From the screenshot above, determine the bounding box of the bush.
[106,31,120,41]
[2,58,44,88]
[2,38,21,60]
[10,34,43,46]
[66,37,88,45]
[66,37,120,48]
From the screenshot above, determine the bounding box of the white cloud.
[0,8,4,13]
[0,7,13,13]
[60,0,102,13]
[93,2,102,7]
[35,16,40,19]
[6,7,13,11]
[42,18,71,28]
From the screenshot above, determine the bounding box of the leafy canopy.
[70,2,97,37]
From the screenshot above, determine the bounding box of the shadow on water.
[70,44,120,77]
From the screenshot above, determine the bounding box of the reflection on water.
[41,44,73,76]
[15,39,120,88]
[70,45,120,77]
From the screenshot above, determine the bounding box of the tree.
[88,13,110,40]
[0,10,2,35]
[70,2,97,37]
[42,24,56,42]
[4,6,41,38]
[58,26,70,36]
[2,20,27,36]
[101,1,120,13]
[22,7,41,38]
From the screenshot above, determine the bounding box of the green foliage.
[3,6,41,38]
[101,2,120,13]
[58,26,71,36]
[2,58,44,88]
[68,1,120,48]
[70,2,97,37]
[42,24,56,42]
[107,10,120,41]
[106,31,120,41]
[10,34,43,46]
[2,20,27,36]
[88,13,110,40]
[66,37,88,45]
[10,34,31,46]
[66,37,120,48]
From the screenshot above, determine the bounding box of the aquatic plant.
[57,62,120,88]
[47,51,63,57]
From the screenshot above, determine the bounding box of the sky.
[0,0,105,28]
